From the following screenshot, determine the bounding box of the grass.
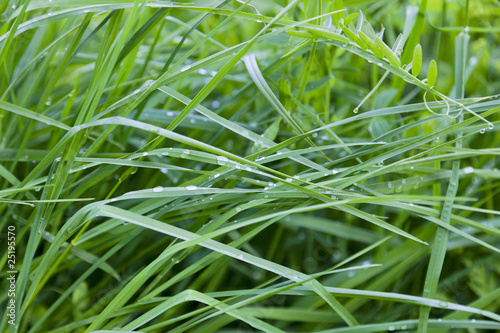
[1,0,499,332]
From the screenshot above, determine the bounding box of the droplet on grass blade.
[216,156,229,165]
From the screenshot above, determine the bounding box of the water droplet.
[471,318,476,322]
[438,301,448,308]
[216,156,229,166]
[213,173,220,178]
[264,194,269,198]
[142,152,148,156]
[166,111,175,117]
[480,128,485,134]
[189,118,196,124]
[332,168,339,174]
[153,186,164,193]
[237,254,243,259]
[199,68,207,75]
[181,149,190,158]
[180,65,191,72]
[286,178,293,183]
[388,181,392,188]
[377,62,383,67]
[378,160,384,166]
[34,186,41,192]
[388,326,395,331]
[488,122,494,130]
[353,107,359,114]
[141,79,155,90]
[401,325,407,329]
[463,166,474,174]
[186,185,197,190]
[235,207,242,212]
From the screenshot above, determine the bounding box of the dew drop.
[211,100,220,108]
[438,301,448,308]
[166,111,175,117]
[286,178,293,183]
[388,326,395,331]
[180,65,191,72]
[153,186,164,193]
[141,79,155,90]
[378,160,384,166]
[332,168,339,174]
[186,185,197,190]
[181,149,190,158]
[488,122,494,130]
[463,166,474,174]
[216,156,229,166]
[235,207,242,212]
[480,128,485,134]
[353,107,359,114]
[142,152,148,156]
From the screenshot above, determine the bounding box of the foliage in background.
[1,0,500,332]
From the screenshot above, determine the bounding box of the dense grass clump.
[1,0,499,332]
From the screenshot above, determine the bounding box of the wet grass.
[0,0,499,332]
